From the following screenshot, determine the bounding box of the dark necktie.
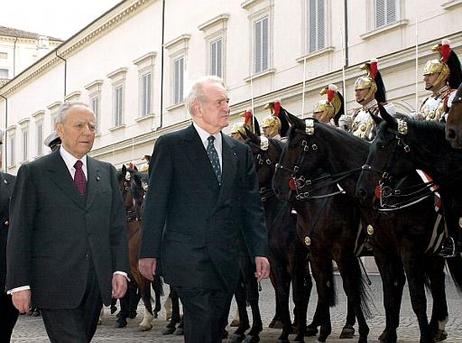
[207,136,222,185]
[74,160,87,196]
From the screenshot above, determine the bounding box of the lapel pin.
[96,175,101,181]
[4,179,8,184]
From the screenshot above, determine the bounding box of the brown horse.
[117,165,163,330]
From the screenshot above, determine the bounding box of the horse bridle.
[275,121,360,200]
[252,137,281,202]
[361,119,437,211]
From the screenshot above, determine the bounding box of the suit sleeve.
[109,165,129,274]
[240,145,269,258]
[139,135,173,258]
[6,164,36,290]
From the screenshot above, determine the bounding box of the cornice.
[84,79,104,91]
[133,51,157,66]
[164,34,191,50]
[198,14,230,32]
[32,110,45,118]
[47,101,62,111]
[241,0,265,10]
[107,67,128,79]
[18,118,30,126]
[64,90,81,101]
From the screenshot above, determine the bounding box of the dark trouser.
[174,286,233,343]
[0,292,19,342]
[40,267,103,343]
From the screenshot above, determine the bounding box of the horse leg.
[426,257,448,342]
[270,260,292,343]
[138,279,154,331]
[246,276,263,342]
[403,252,434,343]
[152,274,164,318]
[269,272,283,329]
[375,250,405,343]
[127,281,141,319]
[163,288,180,335]
[115,290,129,328]
[310,252,334,343]
[291,242,311,342]
[229,279,250,342]
[336,255,370,343]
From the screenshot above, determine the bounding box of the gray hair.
[185,76,226,116]
[55,102,92,125]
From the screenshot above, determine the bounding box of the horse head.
[356,105,416,206]
[445,83,462,149]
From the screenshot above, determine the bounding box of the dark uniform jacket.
[0,172,15,293]
[6,151,129,309]
[140,124,268,291]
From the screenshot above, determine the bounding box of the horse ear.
[285,111,305,129]
[378,104,396,127]
[122,164,127,174]
[245,127,260,144]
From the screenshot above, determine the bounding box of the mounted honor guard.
[312,84,345,126]
[262,100,290,140]
[230,109,260,142]
[339,59,397,141]
[414,39,462,122]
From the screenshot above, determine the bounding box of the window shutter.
[376,0,386,28]
[255,20,262,73]
[174,57,184,104]
[262,17,268,71]
[386,0,396,24]
[37,122,43,156]
[317,0,325,50]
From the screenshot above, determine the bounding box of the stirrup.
[438,237,456,258]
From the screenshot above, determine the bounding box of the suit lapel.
[85,157,101,209]
[47,151,86,209]
[182,125,220,190]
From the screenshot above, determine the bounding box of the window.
[375,0,398,28]
[0,68,8,79]
[308,0,326,52]
[254,16,269,74]
[210,38,223,77]
[173,56,184,105]
[36,121,43,156]
[90,95,100,131]
[22,128,28,162]
[141,72,152,116]
[8,135,15,167]
[113,85,124,127]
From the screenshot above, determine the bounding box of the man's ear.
[192,100,202,117]
[55,123,64,138]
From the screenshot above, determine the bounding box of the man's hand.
[112,274,128,299]
[254,256,270,282]
[12,289,31,313]
[138,258,157,281]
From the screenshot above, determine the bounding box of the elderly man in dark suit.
[139,76,270,343]
[6,102,129,342]
[0,171,17,342]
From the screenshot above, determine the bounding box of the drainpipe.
[0,95,8,172]
[13,36,18,77]
[55,51,67,98]
[344,0,349,68]
[158,0,165,130]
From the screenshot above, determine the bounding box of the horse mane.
[406,120,450,157]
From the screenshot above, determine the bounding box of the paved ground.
[11,274,462,342]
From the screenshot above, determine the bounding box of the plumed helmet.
[313,84,344,125]
[423,39,462,89]
[263,100,290,137]
[354,59,386,103]
[242,109,261,136]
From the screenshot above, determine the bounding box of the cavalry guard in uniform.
[262,100,290,140]
[414,39,462,122]
[312,84,345,126]
[339,59,397,141]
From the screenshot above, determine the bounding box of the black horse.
[272,116,371,343]
[445,82,462,149]
[242,130,311,343]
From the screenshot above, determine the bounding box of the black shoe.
[438,237,456,258]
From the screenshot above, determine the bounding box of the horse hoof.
[110,305,117,314]
[358,337,368,343]
[162,326,176,335]
[292,335,305,343]
[243,336,260,343]
[229,334,245,343]
[230,319,240,327]
[270,320,284,329]
[276,339,289,343]
[339,325,355,339]
[153,312,158,319]
[378,330,397,343]
[115,319,127,328]
[434,329,448,342]
[174,327,184,335]
[305,325,318,337]
[128,311,137,319]
[139,324,153,331]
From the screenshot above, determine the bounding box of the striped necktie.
[206,136,222,185]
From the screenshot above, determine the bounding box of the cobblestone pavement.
[11,274,462,342]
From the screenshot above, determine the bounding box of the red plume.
[326,84,338,103]
[244,110,253,125]
[440,40,452,63]
[369,59,378,80]
[273,101,281,117]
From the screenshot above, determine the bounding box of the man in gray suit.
[7,102,129,342]
[139,76,270,343]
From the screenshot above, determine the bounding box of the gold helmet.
[313,84,342,123]
[423,39,453,89]
[230,123,246,141]
[355,59,386,104]
[261,115,281,138]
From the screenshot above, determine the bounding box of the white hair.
[55,102,92,125]
[185,76,226,116]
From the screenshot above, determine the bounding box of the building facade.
[0,0,461,172]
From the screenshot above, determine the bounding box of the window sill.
[244,68,276,83]
[296,46,335,63]
[108,124,126,132]
[166,102,185,111]
[135,114,155,123]
[360,19,409,40]
[442,0,462,9]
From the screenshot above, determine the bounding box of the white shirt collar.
[192,122,223,167]
[59,145,88,178]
